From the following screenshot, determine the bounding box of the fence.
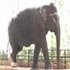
[0,49,70,68]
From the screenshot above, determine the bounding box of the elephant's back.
[8,7,45,46]
[8,8,41,36]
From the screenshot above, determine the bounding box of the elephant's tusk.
[49,13,57,16]
[52,18,57,23]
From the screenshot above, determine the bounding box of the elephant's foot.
[32,64,38,70]
[11,62,17,67]
[45,65,51,69]
[8,55,17,67]
[30,68,38,70]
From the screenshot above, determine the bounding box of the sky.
[0,0,70,51]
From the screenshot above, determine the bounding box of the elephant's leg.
[41,37,51,69]
[10,45,22,67]
[32,43,41,69]
[8,40,22,67]
[10,51,17,67]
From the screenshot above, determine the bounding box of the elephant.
[8,3,60,69]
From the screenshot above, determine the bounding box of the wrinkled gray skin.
[8,3,60,69]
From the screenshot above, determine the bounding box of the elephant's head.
[40,3,60,32]
[41,3,60,68]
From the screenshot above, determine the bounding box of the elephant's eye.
[48,13,59,24]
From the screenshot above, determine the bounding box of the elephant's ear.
[40,6,47,22]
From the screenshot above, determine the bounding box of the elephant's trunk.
[56,20,60,69]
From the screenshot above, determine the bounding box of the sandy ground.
[0,65,31,70]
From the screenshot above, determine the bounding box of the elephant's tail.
[6,41,9,53]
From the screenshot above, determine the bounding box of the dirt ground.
[0,60,70,69]
[0,65,31,70]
